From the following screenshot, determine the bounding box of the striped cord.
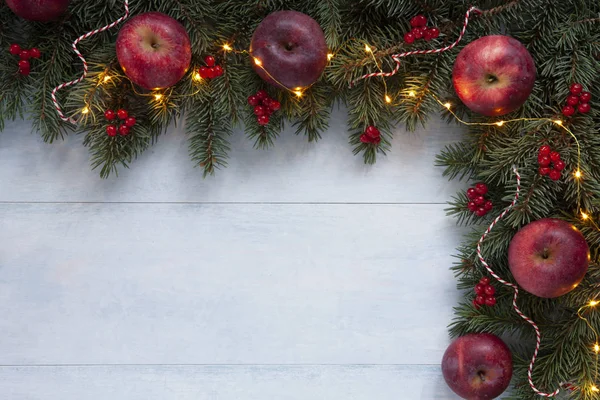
[51,0,130,124]
[476,166,561,397]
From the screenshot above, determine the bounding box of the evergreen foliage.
[1,1,599,397]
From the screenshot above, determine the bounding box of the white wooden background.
[0,109,470,399]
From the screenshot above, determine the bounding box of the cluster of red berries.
[537,145,565,181]
[198,56,224,79]
[9,44,41,76]
[404,15,440,44]
[473,277,497,308]
[562,83,591,116]
[248,90,281,126]
[466,183,493,217]
[104,109,136,137]
[359,126,381,145]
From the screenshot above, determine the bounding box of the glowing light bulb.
[154,94,163,101]
[590,300,599,306]
[496,121,505,127]
[592,386,599,392]
[365,44,372,53]
[81,107,90,114]
[327,53,334,61]
[553,120,563,126]
[254,57,262,66]
[103,75,111,83]
[575,170,582,179]
[581,212,589,220]
[294,90,303,98]
[385,95,392,104]
[408,91,416,97]
[594,343,599,353]
[444,102,452,110]
[193,72,202,82]
[222,44,232,51]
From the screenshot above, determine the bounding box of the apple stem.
[486,75,498,84]
[478,371,486,382]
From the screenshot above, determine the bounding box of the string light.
[594,344,599,353]
[553,120,563,126]
[444,102,452,110]
[193,72,202,82]
[81,107,90,114]
[385,95,392,104]
[495,121,505,127]
[294,89,303,98]
[222,44,232,51]
[582,212,589,220]
[592,386,599,392]
[408,91,416,97]
[103,75,111,83]
[327,53,334,61]
[590,300,599,307]
[253,57,262,66]
[365,44,372,53]
[154,94,163,101]
[575,170,582,179]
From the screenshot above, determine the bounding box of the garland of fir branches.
[1,1,599,399]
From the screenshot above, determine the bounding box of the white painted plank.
[0,365,461,400]
[0,203,462,365]
[0,110,465,203]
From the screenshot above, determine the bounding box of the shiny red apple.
[5,0,70,21]
[250,10,328,90]
[442,333,513,399]
[453,35,536,116]
[508,218,589,298]
[116,12,191,90]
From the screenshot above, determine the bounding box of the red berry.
[570,83,583,95]
[125,117,137,127]
[199,67,211,79]
[485,297,497,307]
[538,155,551,167]
[475,207,487,217]
[474,284,486,295]
[257,115,270,126]
[248,95,260,106]
[549,169,561,181]
[372,136,381,145]
[428,27,440,39]
[412,27,424,39]
[480,277,491,285]
[19,66,30,76]
[106,125,117,137]
[9,44,21,55]
[119,124,130,136]
[19,50,30,60]
[539,167,551,176]
[207,67,218,79]
[117,109,128,120]
[423,29,434,41]
[467,201,477,212]
[475,295,486,305]
[204,55,215,67]
[410,15,427,28]
[104,110,116,120]
[484,285,496,296]
[550,151,561,162]
[474,196,485,206]
[484,200,493,212]
[254,106,267,116]
[360,134,370,144]
[256,90,268,100]
[473,299,481,309]
[18,60,30,70]
[578,103,591,114]
[554,160,566,171]
[404,32,415,44]
[29,48,41,59]
[269,100,281,112]
[538,145,551,156]
[562,105,575,116]
[475,183,488,195]
[579,91,592,103]
[566,95,580,106]
[466,188,478,200]
[365,126,380,139]
[213,65,224,77]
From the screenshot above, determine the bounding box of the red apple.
[508,218,589,298]
[250,10,328,90]
[453,35,536,116]
[442,333,513,399]
[116,12,191,90]
[5,0,70,21]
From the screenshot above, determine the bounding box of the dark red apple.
[453,35,536,116]
[250,10,328,90]
[5,0,70,21]
[442,333,513,399]
[116,12,191,90]
[508,218,589,298]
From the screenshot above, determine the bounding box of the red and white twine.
[51,0,130,124]
[350,6,482,87]
[476,166,563,397]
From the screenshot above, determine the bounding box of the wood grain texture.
[0,203,463,365]
[0,111,464,203]
[0,365,461,399]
